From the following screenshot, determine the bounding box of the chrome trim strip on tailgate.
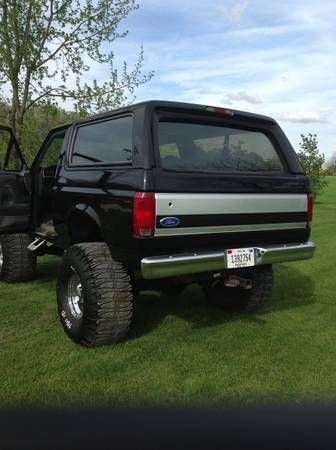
[155,222,307,236]
[141,241,316,279]
[155,193,308,216]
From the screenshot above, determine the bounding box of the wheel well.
[68,210,102,244]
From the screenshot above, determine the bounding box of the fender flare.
[67,204,102,243]
[73,204,101,228]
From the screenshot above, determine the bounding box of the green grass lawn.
[1,178,335,408]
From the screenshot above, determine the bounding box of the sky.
[100,0,336,159]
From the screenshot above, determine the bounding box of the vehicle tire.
[203,265,273,312]
[0,234,37,282]
[57,242,133,347]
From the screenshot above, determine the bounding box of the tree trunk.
[10,83,25,144]
[10,101,17,136]
[15,111,24,145]
[10,82,20,138]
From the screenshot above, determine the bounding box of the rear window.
[71,116,132,165]
[158,121,285,172]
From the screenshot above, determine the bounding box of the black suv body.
[0,101,315,346]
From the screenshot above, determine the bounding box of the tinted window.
[158,121,284,172]
[40,133,66,169]
[72,116,132,165]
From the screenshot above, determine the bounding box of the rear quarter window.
[71,116,133,165]
[158,121,285,173]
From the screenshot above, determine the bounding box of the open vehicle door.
[0,126,31,233]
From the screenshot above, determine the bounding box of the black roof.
[54,100,276,131]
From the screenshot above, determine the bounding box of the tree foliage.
[0,0,153,139]
[297,133,327,198]
[0,100,83,164]
[325,152,336,175]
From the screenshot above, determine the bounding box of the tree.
[297,133,327,198]
[0,0,153,140]
[22,103,83,163]
[325,152,336,175]
[0,101,84,163]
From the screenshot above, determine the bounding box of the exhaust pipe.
[224,275,252,290]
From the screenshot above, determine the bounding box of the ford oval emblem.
[160,217,181,228]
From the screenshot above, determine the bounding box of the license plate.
[226,247,255,269]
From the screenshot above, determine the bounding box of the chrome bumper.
[141,241,316,279]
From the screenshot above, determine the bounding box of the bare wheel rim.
[0,242,3,273]
[67,266,84,319]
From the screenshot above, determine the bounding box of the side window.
[0,128,24,171]
[71,116,133,165]
[40,132,66,171]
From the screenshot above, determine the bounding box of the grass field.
[0,177,335,408]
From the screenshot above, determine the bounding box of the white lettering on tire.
[61,310,72,329]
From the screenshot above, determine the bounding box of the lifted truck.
[0,101,315,347]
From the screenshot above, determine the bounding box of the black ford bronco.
[0,101,315,347]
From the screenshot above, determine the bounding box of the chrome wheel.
[67,267,83,319]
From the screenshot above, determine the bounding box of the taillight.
[133,192,155,237]
[307,192,313,225]
[205,106,234,116]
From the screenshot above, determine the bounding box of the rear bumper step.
[141,241,316,279]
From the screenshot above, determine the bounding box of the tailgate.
[147,106,311,250]
[155,192,308,237]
